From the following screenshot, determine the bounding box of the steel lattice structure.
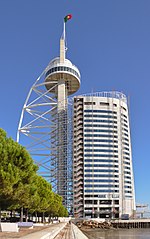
[17,66,75,211]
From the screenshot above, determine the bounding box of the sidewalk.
[20,222,67,239]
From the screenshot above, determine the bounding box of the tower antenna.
[63,14,72,55]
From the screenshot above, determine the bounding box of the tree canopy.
[0,128,68,221]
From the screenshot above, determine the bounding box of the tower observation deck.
[17,20,81,211]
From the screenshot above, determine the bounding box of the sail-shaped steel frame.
[17,66,73,212]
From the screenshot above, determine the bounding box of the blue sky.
[0,0,150,208]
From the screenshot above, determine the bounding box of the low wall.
[71,223,88,239]
[0,223,19,232]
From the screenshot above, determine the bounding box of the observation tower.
[17,16,81,210]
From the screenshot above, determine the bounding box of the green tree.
[0,128,38,221]
[29,175,53,222]
[0,128,68,221]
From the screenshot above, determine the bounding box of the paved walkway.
[19,222,88,239]
[20,222,67,239]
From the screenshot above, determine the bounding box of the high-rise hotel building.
[73,92,135,218]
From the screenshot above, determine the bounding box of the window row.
[84,159,118,163]
[85,169,119,173]
[122,118,128,123]
[124,171,131,175]
[84,114,117,119]
[123,156,130,160]
[85,189,119,193]
[84,119,117,124]
[124,166,130,170]
[123,151,130,156]
[84,139,118,143]
[122,137,129,142]
[84,102,96,105]
[124,185,132,189]
[84,174,119,178]
[123,132,129,137]
[123,142,129,146]
[122,127,128,132]
[124,180,131,184]
[85,134,118,138]
[84,164,118,168]
[121,113,127,119]
[84,184,119,188]
[84,144,118,148]
[84,154,118,158]
[124,161,130,165]
[122,124,128,129]
[84,149,118,153]
[84,110,117,114]
[84,129,118,133]
[125,190,132,194]
[84,179,119,183]
[121,106,127,111]
[84,124,117,129]
[45,66,80,78]
[124,176,131,179]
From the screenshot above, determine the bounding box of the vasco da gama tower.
[17,15,81,212]
[17,16,135,217]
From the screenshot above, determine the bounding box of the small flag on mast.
[64,14,72,22]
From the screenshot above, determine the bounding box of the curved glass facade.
[73,93,135,219]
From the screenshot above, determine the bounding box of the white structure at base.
[73,92,135,218]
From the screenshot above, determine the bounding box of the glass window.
[84,119,117,124]
[100,102,109,106]
[85,189,119,193]
[84,114,117,119]
[84,102,96,105]
[84,159,118,163]
[124,161,130,165]
[84,109,117,114]
[84,154,118,158]
[84,174,119,178]
[84,144,118,148]
[125,190,132,194]
[84,164,118,168]
[124,176,131,179]
[123,151,130,156]
[84,184,119,188]
[121,106,127,111]
[84,139,118,143]
[85,179,119,183]
[85,169,119,173]
[84,124,117,128]
[84,149,118,153]
[84,134,118,138]
[84,129,117,133]
[121,114,127,119]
